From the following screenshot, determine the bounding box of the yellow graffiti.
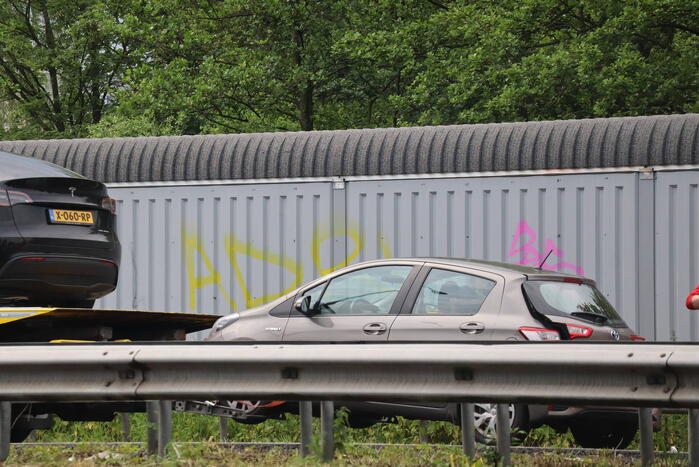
[184,223,392,311]
[183,229,237,310]
[379,233,392,259]
[311,224,365,276]
[225,234,304,308]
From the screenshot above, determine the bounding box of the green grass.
[32,410,691,449]
[3,443,691,466]
[19,410,691,465]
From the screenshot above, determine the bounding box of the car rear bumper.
[0,255,118,302]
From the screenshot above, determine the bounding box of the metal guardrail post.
[0,401,10,462]
[119,413,130,441]
[320,401,334,462]
[638,408,654,466]
[219,416,228,442]
[146,401,158,455]
[689,409,699,466]
[496,403,511,466]
[157,400,172,457]
[299,401,313,457]
[460,403,476,459]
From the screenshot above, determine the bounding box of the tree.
[393,0,699,124]
[1,0,696,139]
[106,0,444,134]
[0,0,142,137]
[106,0,348,133]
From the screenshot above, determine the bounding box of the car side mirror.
[294,295,315,315]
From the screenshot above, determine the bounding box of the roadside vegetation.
[28,410,691,451]
[2,411,689,465]
[2,441,689,466]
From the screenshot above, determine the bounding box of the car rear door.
[388,264,508,341]
[282,263,420,342]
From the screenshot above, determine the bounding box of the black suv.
[0,151,120,308]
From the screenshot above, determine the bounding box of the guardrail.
[1,341,699,465]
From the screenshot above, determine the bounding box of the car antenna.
[538,249,553,270]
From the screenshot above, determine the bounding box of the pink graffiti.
[508,221,585,276]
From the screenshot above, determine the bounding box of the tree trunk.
[40,0,64,132]
[299,81,314,131]
[292,28,313,131]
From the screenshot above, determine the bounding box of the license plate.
[48,209,94,225]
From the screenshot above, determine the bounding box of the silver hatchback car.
[206,258,643,448]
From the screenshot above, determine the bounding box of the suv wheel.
[472,403,529,445]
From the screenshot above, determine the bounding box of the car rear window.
[0,152,85,182]
[523,280,626,327]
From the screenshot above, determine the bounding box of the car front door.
[282,263,419,341]
[388,265,505,341]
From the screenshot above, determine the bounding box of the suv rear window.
[0,152,85,181]
[523,280,626,327]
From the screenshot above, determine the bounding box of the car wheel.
[570,420,637,449]
[472,403,529,445]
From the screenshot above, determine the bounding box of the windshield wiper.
[571,311,608,324]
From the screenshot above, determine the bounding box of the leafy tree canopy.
[0,0,696,139]
[0,0,144,137]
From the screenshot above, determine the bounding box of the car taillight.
[0,190,33,206]
[101,197,117,215]
[566,323,593,339]
[630,335,646,341]
[519,327,561,341]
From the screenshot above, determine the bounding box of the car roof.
[0,151,86,182]
[352,257,589,281]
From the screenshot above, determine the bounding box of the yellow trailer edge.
[0,307,219,342]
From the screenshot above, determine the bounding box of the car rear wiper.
[571,311,608,324]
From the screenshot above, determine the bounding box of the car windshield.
[523,280,626,327]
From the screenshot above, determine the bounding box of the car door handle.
[459,322,485,334]
[363,323,387,335]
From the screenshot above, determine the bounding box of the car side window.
[412,269,495,315]
[315,265,412,315]
[301,282,326,311]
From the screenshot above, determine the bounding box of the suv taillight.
[0,190,33,206]
[101,197,117,215]
[519,327,561,341]
[630,335,646,341]
[566,323,593,339]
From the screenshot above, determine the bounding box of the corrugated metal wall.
[345,174,644,334]
[1,114,697,182]
[655,171,699,341]
[97,168,699,341]
[98,182,340,320]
